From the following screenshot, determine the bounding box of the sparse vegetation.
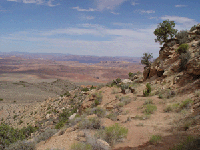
[141,53,153,68]
[78,117,101,129]
[5,140,36,150]
[179,51,191,71]
[170,136,200,150]
[34,129,58,143]
[96,123,128,146]
[81,87,90,92]
[143,99,153,105]
[93,91,103,106]
[176,30,188,45]
[86,107,106,118]
[149,135,162,145]
[70,142,92,150]
[163,105,173,112]
[143,83,151,97]
[176,43,189,54]
[0,123,37,149]
[143,104,157,115]
[106,112,118,121]
[179,99,193,109]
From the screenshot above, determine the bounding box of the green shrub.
[97,123,128,146]
[179,99,193,109]
[158,94,163,99]
[106,113,118,121]
[143,104,157,115]
[78,117,101,129]
[63,91,71,97]
[87,107,106,118]
[93,92,103,106]
[116,78,121,83]
[179,51,191,71]
[90,85,96,90]
[149,135,162,145]
[34,129,58,143]
[170,136,200,150]
[177,44,189,54]
[143,83,151,97]
[5,140,36,150]
[0,98,3,101]
[176,30,188,45]
[0,124,37,149]
[70,142,92,150]
[81,87,89,92]
[143,99,153,105]
[163,105,172,112]
[119,96,131,105]
[128,72,134,77]
[55,121,65,129]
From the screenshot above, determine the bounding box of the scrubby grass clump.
[176,30,188,45]
[78,117,101,129]
[70,142,92,150]
[170,136,200,150]
[34,129,58,143]
[55,107,77,129]
[96,123,128,146]
[179,99,193,109]
[5,140,36,150]
[143,104,157,115]
[179,51,191,71]
[93,91,103,106]
[149,135,162,145]
[176,44,189,54]
[86,107,106,118]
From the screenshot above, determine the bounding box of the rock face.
[143,67,150,81]
[186,56,200,75]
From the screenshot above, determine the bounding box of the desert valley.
[0,24,200,150]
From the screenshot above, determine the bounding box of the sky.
[0,0,199,57]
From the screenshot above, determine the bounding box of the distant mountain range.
[0,51,141,63]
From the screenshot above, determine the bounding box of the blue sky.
[0,0,199,57]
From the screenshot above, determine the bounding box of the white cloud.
[132,2,139,6]
[1,24,160,57]
[110,11,120,15]
[72,6,97,12]
[160,15,198,29]
[6,0,59,7]
[175,5,187,8]
[81,15,95,20]
[95,0,127,11]
[47,0,59,7]
[136,9,155,14]
[7,0,19,2]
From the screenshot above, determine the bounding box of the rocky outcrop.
[143,67,150,81]
[186,56,200,76]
